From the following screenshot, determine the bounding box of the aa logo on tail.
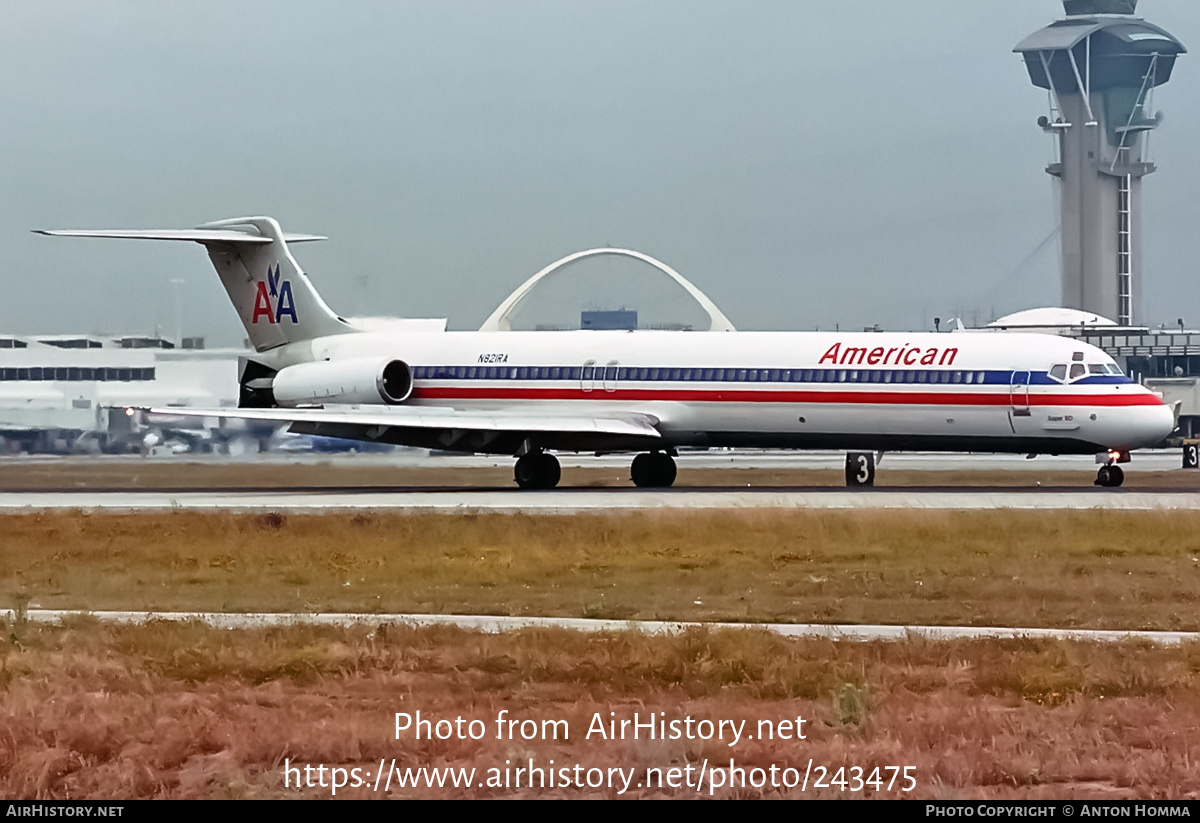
[252,264,298,324]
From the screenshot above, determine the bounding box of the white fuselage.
[256,329,1174,455]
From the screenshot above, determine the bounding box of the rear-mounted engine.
[271,357,413,406]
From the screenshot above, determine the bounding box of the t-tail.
[36,216,352,352]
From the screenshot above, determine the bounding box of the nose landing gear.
[514,450,561,490]
[1094,464,1124,488]
[1094,449,1129,488]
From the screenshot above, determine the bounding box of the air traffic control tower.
[1015,0,1184,326]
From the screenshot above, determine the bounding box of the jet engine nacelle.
[271,357,413,406]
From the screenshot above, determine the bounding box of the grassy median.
[3,509,1199,629]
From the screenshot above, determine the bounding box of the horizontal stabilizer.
[34,229,326,244]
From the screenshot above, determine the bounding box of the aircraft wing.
[136,405,663,454]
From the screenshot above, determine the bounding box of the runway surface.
[2,487,1199,512]
[6,448,1190,471]
[10,609,1198,645]
[2,449,1195,511]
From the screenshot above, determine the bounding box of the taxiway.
[2,487,1200,512]
[10,609,1199,645]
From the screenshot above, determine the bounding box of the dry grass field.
[2,619,1198,799]
[2,509,1199,629]
[3,492,1199,800]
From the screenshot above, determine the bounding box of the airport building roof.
[989,307,1118,329]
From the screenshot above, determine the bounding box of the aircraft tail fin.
[37,216,352,352]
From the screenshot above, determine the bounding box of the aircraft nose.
[1136,403,1177,447]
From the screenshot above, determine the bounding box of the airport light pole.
[171,278,184,347]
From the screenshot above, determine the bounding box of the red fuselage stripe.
[412,386,1163,407]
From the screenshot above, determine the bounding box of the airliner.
[38,216,1176,489]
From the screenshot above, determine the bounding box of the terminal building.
[0,334,242,453]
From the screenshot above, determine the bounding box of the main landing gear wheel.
[1095,464,1124,488]
[514,451,561,490]
[630,451,677,488]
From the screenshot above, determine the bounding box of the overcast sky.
[2,1,1198,344]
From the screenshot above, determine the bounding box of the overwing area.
[137,405,663,455]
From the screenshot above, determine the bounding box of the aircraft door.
[603,360,619,393]
[1009,370,1031,418]
[581,360,596,393]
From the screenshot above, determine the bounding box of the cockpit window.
[1053,361,1124,382]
